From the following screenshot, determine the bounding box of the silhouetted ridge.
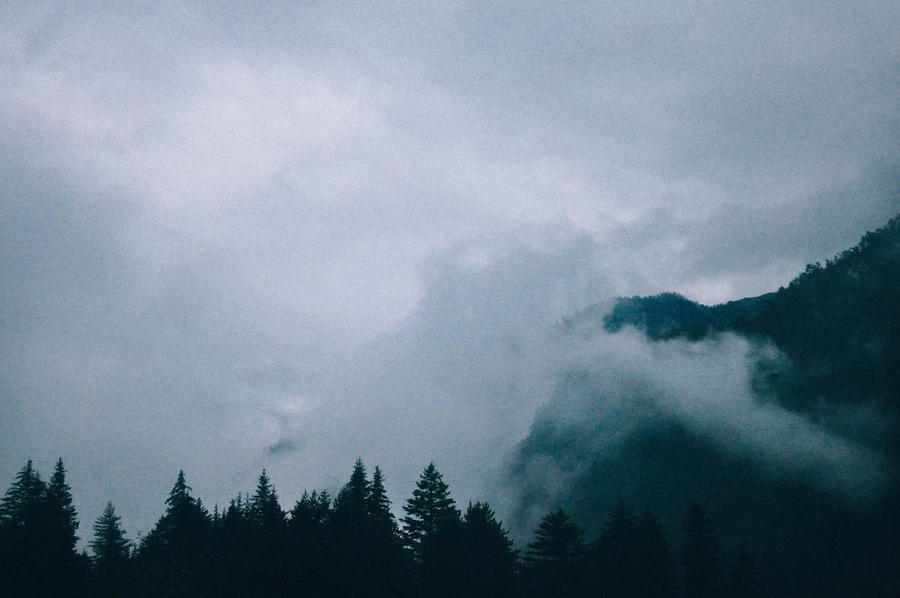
[598,213,900,417]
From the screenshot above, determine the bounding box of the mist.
[2,3,899,557]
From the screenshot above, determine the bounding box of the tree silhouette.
[287,490,335,597]
[461,501,517,597]
[90,502,131,597]
[524,509,587,597]
[403,462,463,596]
[246,470,286,597]
[136,470,211,597]
[682,503,720,598]
[402,462,459,557]
[45,458,83,593]
[728,547,759,598]
[365,465,407,597]
[635,510,673,598]
[595,500,639,597]
[0,460,47,595]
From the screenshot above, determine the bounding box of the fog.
[1,2,898,540]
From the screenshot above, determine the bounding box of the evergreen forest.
[2,456,757,598]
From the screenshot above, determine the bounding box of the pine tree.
[367,466,393,524]
[90,502,131,597]
[596,500,639,597]
[249,469,284,532]
[136,470,210,597]
[403,463,463,596]
[728,547,759,598]
[91,502,130,564]
[0,460,47,595]
[287,490,335,597]
[333,458,369,534]
[525,509,587,597]
[46,458,79,554]
[247,469,286,597]
[0,460,45,526]
[682,503,720,598]
[402,462,459,557]
[635,510,673,598]
[43,458,85,594]
[461,502,517,597]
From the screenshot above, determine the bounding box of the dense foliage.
[0,457,772,597]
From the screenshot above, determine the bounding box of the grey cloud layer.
[1,2,898,537]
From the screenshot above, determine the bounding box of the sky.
[1,2,898,542]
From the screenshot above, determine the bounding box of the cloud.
[502,324,889,537]
[0,1,897,540]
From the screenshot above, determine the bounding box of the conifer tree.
[333,458,369,533]
[635,510,673,598]
[682,503,720,598]
[0,461,47,595]
[46,458,79,554]
[249,469,285,532]
[525,509,587,597]
[246,469,286,597]
[90,502,131,597]
[367,465,393,525]
[596,500,639,597]
[728,547,759,598]
[403,463,463,596]
[0,459,45,527]
[402,462,459,557]
[136,470,210,597]
[287,490,335,597]
[461,502,517,597]
[366,466,408,597]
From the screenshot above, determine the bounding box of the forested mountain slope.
[601,214,900,444]
[510,214,900,597]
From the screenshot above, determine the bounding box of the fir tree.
[525,509,587,597]
[136,470,210,597]
[403,463,463,597]
[682,503,720,598]
[249,469,284,532]
[0,460,45,526]
[402,462,458,557]
[728,547,759,598]
[287,490,335,597]
[90,502,131,597]
[596,500,639,597]
[635,510,673,598]
[46,458,79,554]
[0,461,47,595]
[461,502,517,597]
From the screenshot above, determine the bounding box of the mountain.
[509,214,900,597]
[602,214,900,450]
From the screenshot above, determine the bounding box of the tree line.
[0,458,758,597]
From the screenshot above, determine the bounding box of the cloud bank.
[1,2,898,538]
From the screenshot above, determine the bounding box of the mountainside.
[509,214,900,598]
[602,215,900,441]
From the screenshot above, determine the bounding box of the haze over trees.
[1,216,897,596]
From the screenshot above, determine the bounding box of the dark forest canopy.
[1,457,769,598]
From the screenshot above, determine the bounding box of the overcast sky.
[1,2,898,540]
